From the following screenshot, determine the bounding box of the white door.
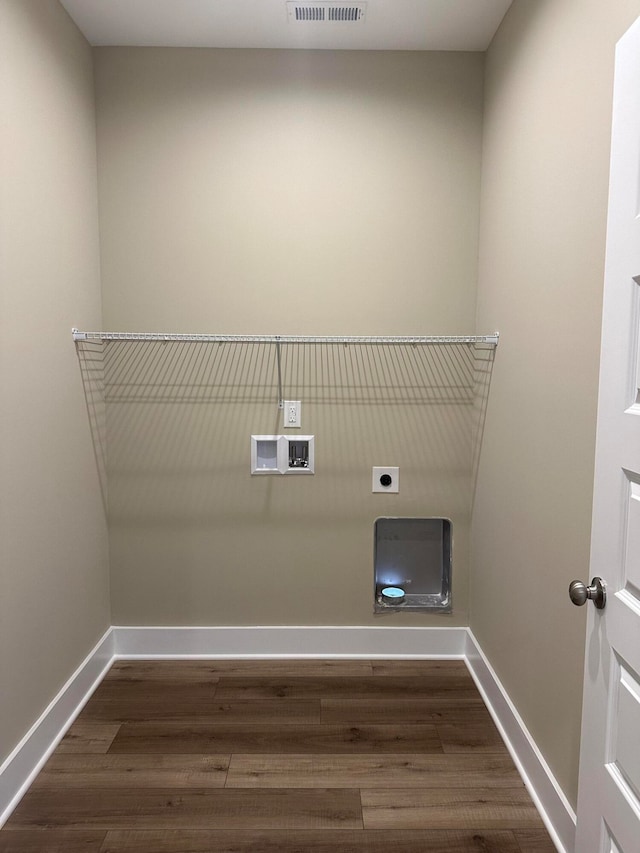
[574,15,640,853]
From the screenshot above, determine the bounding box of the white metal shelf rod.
[72,329,499,346]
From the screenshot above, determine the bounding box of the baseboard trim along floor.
[0,627,115,829]
[0,625,576,852]
[110,625,468,659]
[464,630,576,853]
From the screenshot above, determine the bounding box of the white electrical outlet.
[284,401,301,429]
[372,466,399,493]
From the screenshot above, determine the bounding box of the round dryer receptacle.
[380,473,392,487]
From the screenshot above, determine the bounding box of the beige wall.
[96,49,484,337]
[471,0,640,809]
[94,48,485,626]
[0,0,110,764]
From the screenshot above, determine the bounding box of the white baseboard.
[0,623,575,852]
[464,630,576,853]
[111,625,468,659]
[0,626,115,828]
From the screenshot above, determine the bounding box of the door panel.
[623,476,640,595]
[611,663,640,803]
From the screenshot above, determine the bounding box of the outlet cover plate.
[372,466,399,493]
[283,401,301,429]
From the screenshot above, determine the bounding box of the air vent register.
[287,2,367,23]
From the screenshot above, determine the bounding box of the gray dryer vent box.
[374,517,452,612]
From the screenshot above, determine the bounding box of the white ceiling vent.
[287,2,367,23]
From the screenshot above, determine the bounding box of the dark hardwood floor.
[0,660,557,852]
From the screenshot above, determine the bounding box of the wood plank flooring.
[0,660,557,852]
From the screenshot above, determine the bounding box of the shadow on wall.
[74,338,496,523]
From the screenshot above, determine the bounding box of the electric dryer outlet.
[372,466,399,493]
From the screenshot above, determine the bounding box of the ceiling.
[60,0,513,52]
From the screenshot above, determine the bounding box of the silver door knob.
[569,577,606,609]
